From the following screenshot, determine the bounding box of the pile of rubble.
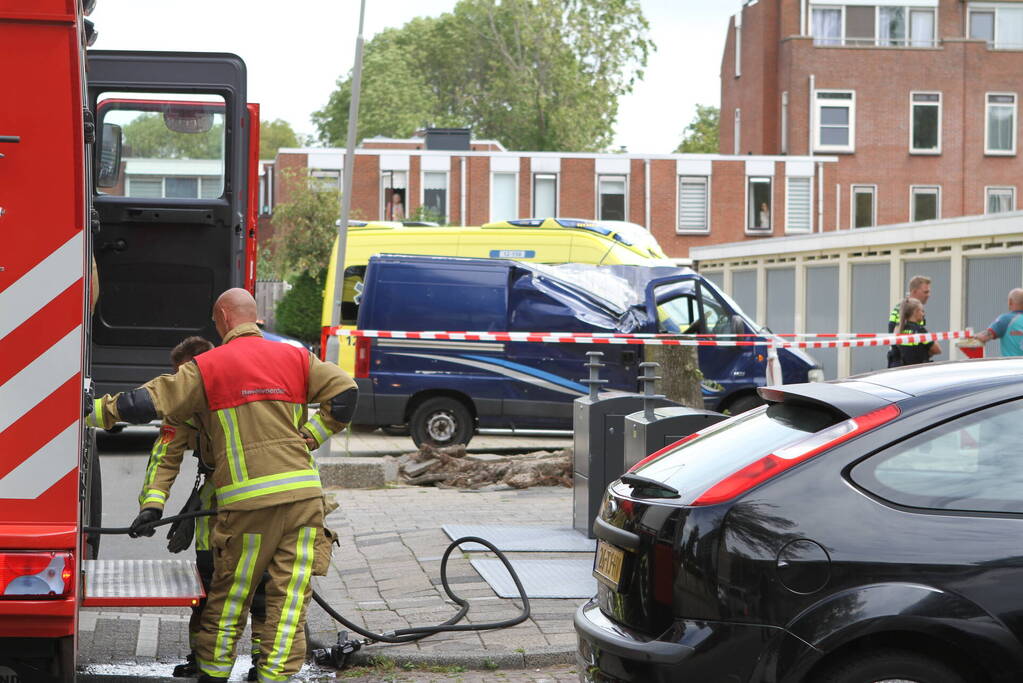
[397,444,572,489]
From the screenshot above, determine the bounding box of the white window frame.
[969,7,995,45]
[909,91,942,154]
[813,90,856,153]
[910,185,941,222]
[489,171,519,222]
[811,5,845,46]
[784,176,814,234]
[850,184,877,228]
[969,4,1023,50]
[532,173,558,217]
[677,175,711,234]
[420,170,450,224]
[810,4,937,47]
[309,168,341,192]
[985,92,1017,156]
[985,186,1016,214]
[380,170,408,220]
[596,174,628,222]
[746,176,774,234]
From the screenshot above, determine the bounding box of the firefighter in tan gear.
[89,289,357,682]
[117,336,270,680]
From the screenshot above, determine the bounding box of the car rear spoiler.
[757,381,909,420]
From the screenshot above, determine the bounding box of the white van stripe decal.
[377,339,506,352]
[0,233,83,341]
[390,352,584,397]
[0,421,78,499]
[0,326,82,434]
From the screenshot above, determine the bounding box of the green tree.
[275,270,325,344]
[267,170,340,278]
[313,0,653,152]
[121,113,223,159]
[259,118,300,159]
[674,105,720,154]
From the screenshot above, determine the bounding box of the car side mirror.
[96,123,122,188]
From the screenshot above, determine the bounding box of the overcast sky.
[89,1,735,154]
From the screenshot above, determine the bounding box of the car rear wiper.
[620,473,680,498]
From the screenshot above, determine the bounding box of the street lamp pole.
[330,0,367,329]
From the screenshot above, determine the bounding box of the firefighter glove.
[166,486,203,553]
[129,508,162,538]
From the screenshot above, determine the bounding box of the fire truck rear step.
[82,559,205,607]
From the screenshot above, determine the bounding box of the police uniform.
[887,304,926,367]
[895,320,936,366]
[89,322,357,682]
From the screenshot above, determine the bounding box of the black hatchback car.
[576,359,1023,683]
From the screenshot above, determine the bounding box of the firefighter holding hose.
[87,288,357,682]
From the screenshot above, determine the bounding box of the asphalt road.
[94,426,204,559]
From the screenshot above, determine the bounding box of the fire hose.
[84,511,531,669]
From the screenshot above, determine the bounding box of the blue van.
[351,254,822,446]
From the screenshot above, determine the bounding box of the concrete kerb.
[348,645,576,670]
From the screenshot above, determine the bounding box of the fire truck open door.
[87,51,252,396]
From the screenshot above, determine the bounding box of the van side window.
[341,265,366,325]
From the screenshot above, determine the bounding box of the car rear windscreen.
[631,403,842,503]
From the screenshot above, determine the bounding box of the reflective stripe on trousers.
[260,526,316,681]
[215,470,321,508]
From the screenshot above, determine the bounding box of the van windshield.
[653,281,733,335]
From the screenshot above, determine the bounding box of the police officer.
[888,275,931,367]
[89,288,357,683]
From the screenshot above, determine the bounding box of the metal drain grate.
[443,524,596,552]
[470,558,596,599]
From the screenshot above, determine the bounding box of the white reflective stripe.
[0,327,82,434]
[0,421,78,499]
[0,232,84,340]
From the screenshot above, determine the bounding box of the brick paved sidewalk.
[80,483,589,680]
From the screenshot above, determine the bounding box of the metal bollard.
[639,362,666,421]
[582,351,608,400]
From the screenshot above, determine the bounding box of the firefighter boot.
[171,653,197,677]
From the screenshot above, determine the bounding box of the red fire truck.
[0,1,259,679]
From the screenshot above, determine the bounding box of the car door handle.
[101,239,127,253]
[0,135,19,159]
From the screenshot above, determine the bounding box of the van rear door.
[87,51,251,393]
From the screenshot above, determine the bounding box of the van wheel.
[812,649,965,683]
[410,398,473,448]
[726,394,764,415]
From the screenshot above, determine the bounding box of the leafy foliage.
[267,170,340,278]
[259,118,300,159]
[675,105,720,154]
[275,270,325,343]
[313,0,653,152]
[121,113,223,159]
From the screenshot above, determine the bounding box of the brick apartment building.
[259,133,837,259]
[721,0,1023,229]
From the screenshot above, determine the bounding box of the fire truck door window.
[96,92,226,199]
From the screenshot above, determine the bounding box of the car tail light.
[691,404,900,506]
[354,337,372,378]
[0,552,74,598]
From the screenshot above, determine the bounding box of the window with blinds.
[677,176,709,233]
[785,176,813,233]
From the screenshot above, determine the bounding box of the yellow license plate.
[593,540,625,590]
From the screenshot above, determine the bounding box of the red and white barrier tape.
[327,327,974,349]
